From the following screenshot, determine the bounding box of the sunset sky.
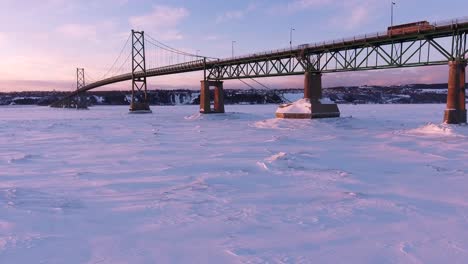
[0,0,467,91]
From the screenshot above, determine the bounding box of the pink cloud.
[129,5,189,41]
[0,32,7,46]
[287,0,334,11]
[216,3,257,23]
[56,24,97,40]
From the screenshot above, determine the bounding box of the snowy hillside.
[1,104,468,263]
[0,85,452,106]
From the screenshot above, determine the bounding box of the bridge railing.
[218,16,468,64]
[432,16,468,27]
[79,59,207,90]
[146,59,205,74]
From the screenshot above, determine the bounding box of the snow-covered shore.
[1,104,468,263]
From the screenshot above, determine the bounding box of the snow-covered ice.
[276,98,312,115]
[1,104,468,263]
[276,98,337,115]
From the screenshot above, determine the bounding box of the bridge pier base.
[444,61,466,124]
[75,92,89,110]
[200,80,225,114]
[276,72,340,119]
[130,102,151,113]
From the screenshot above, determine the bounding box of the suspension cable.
[145,38,198,58]
[85,32,219,85]
[237,78,290,104]
[145,34,198,57]
[249,78,291,103]
[145,33,218,60]
[100,33,132,80]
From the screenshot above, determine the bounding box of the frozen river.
[1,104,468,263]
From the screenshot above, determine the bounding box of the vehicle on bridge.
[388,21,435,36]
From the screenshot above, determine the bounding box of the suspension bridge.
[51,17,468,124]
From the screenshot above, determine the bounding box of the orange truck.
[388,21,435,36]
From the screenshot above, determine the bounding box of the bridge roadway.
[56,18,468,99]
[52,18,468,124]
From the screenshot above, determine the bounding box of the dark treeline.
[0,83,455,106]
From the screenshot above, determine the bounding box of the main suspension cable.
[100,33,132,80]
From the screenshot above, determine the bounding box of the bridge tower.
[130,30,152,113]
[75,68,88,109]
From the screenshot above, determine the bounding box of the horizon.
[1,0,467,91]
[2,1,468,262]
[0,81,456,94]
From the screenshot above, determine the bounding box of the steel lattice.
[131,30,148,106]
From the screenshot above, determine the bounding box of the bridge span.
[51,17,468,124]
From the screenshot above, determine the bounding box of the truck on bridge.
[387,21,435,35]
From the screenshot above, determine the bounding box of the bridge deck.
[216,18,468,65]
[51,18,468,107]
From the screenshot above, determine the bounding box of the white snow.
[1,104,468,263]
[403,123,462,138]
[12,97,41,100]
[276,98,311,114]
[93,95,105,103]
[420,89,448,94]
[276,98,336,115]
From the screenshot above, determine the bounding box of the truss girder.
[52,25,468,108]
[207,31,468,80]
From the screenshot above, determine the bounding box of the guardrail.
[146,59,205,74]
[217,16,468,63]
[78,60,206,91]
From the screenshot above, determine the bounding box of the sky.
[0,0,467,91]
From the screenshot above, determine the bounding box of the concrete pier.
[444,61,467,124]
[200,80,225,114]
[129,102,151,113]
[305,72,340,118]
[276,72,340,119]
[304,72,322,101]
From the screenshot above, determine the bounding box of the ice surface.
[1,104,468,263]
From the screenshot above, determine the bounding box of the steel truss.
[73,68,88,108]
[131,30,149,108]
[77,68,85,90]
[56,68,87,108]
[206,31,468,80]
[51,20,468,108]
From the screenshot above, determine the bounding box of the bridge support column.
[444,61,467,124]
[200,80,225,114]
[304,72,340,119]
[304,72,322,101]
[277,73,340,119]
